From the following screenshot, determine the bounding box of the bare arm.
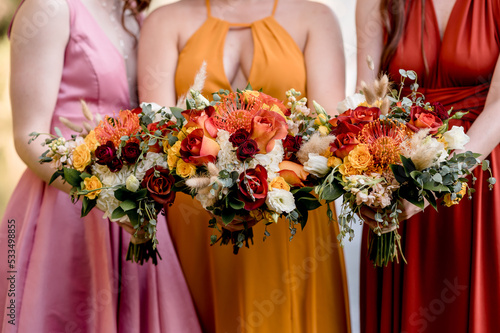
[303,2,345,116]
[10,0,71,193]
[457,57,500,161]
[138,7,179,106]
[355,0,383,88]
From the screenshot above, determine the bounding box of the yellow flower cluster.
[84,130,99,152]
[338,145,374,181]
[83,176,102,200]
[176,159,197,178]
[73,144,92,172]
[167,141,182,170]
[269,176,290,191]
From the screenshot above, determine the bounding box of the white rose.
[303,153,330,177]
[337,93,366,114]
[126,174,140,192]
[443,126,470,150]
[266,189,296,214]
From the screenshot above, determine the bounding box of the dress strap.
[206,0,212,17]
[271,0,279,16]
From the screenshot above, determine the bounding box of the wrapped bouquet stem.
[209,213,259,254]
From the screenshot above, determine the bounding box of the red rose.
[430,102,450,120]
[330,106,380,136]
[180,128,220,166]
[229,129,250,147]
[236,139,259,160]
[350,106,381,123]
[95,141,116,165]
[238,165,268,211]
[407,106,443,134]
[141,166,176,205]
[330,133,360,159]
[107,157,123,173]
[122,142,141,164]
[130,107,142,115]
[282,135,302,153]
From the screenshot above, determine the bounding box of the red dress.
[360,0,500,332]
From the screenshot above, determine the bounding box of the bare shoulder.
[280,0,339,28]
[10,0,69,48]
[145,0,206,28]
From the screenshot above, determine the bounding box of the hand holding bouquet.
[30,103,181,264]
[315,70,496,266]
[157,87,331,253]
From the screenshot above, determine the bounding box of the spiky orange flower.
[359,119,410,168]
[212,92,262,133]
[94,110,141,147]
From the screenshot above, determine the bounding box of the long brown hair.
[379,0,429,74]
[121,0,151,38]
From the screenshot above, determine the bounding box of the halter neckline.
[205,0,279,27]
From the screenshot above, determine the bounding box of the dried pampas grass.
[297,133,336,164]
[176,61,207,109]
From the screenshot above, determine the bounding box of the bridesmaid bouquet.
[153,88,334,253]
[30,103,179,265]
[315,70,496,266]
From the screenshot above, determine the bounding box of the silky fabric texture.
[169,0,350,332]
[360,0,500,332]
[174,0,306,101]
[0,0,201,332]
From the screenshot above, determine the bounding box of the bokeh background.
[0,0,361,331]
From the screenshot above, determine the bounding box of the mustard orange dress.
[168,0,350,332]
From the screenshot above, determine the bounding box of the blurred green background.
[1,0,22,219]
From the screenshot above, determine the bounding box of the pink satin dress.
[0,0,200,332]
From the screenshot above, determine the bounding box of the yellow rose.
[269,176,291,191]
[176,159,197,178]
[263,210,279,223]
[327,156,343,168]
[84,130,99,152]
[338,157,360,181]
[347,144,372,171]
[177,126,198,142]
[73,144,92,172]
[318,125,330,136]
[443,183,467,207]
[167,141,182,170]
[83,176,102,200]
[250,210,264,221]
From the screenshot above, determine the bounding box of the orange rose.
[179,129,220,166]
[249,109,288,153]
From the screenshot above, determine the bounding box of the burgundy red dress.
[360,0,500,332]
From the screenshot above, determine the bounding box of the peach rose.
[278,161,309,187]
[250,109,288,153]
